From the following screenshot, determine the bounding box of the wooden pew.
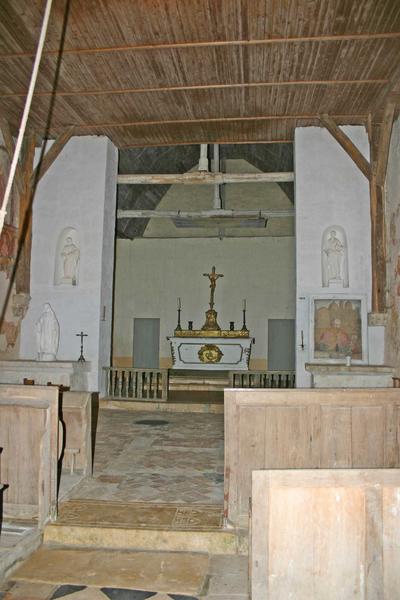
[60,391,92,476]
[0,385,59,527]
[251,469,400,600]
[225,388,400,526]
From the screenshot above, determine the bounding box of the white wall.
[113,237,295,367]
[295,126,374,387]
[20,136,118,392]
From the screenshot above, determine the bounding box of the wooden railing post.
[103,367,169,401]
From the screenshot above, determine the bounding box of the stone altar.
[169,334,252,370]
[169,266,253,370]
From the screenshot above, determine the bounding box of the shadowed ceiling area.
[117,143,293,238]
[0,0,399,147]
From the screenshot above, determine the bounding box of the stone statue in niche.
[36,303,60,361]
[61,236,80,285]
[322,226,349,288]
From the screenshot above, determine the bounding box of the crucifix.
[76,331,88,362]
[203,266,224,309]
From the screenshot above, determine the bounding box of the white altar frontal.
[169,334,252,370]
[169,266,253,370]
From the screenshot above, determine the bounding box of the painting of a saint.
[314,299,362,360]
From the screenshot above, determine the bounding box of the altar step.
[169,369,230,391]
[100,390,224,413]
[43,500,245,555]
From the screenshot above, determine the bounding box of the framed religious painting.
[309,294,368,364]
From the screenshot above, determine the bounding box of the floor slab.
[12,547,209,596]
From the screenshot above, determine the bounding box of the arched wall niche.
[321,225,349,288]
[54,227,80,286]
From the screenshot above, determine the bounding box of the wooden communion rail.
[104,367,169,401]
[229,370,295,389]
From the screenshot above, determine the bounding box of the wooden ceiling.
[0,0,399,148]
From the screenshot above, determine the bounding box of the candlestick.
[176,304,182,331]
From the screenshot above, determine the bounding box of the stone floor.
[2,552,249,599]
[67,409,224,505]
[1,407,246,599]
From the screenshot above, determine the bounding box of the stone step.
[169,378,229,391]
[10,546,249,598]
[43,500,246,555]
[100,390,224,413]
[100,398,224,413]
[44,523,241,555]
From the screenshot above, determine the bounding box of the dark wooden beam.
[319,114,372,181]
[16,129,36,295]
[0,119,24,198]
[31,126,75,186]
[375,102,396,186]
[369,170,386,313]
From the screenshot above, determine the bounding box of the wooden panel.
[264,406,314,468]
[61,392,92,476]
[0,384,59,526]
[320,406,352,467]
[1,406,43,507]
[251,469,400,600]
[224,388,400,525]
[351,406,385,467]
[237,406,266,515]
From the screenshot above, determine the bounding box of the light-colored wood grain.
[251,468,400,600]
[61,392,92,476]
[0,384,59,526]
[225,388,400,525]
[0,1,399,146]
[320,406,352,467]
[351,406,385,467]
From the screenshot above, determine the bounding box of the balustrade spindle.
[104,367,169,401]
[228,370,295,389]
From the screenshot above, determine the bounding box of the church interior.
[1,1,400,598]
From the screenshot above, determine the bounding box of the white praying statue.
[36,303,60,361]
[61,236,80,285]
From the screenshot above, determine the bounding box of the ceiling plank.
[0,78,388,100]
[375,101,396,186]
[319,114,372,181]
[2,31,400,59]
[31,125,75,185]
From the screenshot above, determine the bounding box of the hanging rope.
[0,0,53,235]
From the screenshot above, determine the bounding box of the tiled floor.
[2,581,201,599]
[67,409,224,505]
[55,500,223,530]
